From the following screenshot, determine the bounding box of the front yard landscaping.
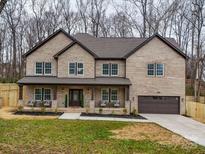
[0,119,205,154]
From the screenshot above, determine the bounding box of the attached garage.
[138,96,180,114]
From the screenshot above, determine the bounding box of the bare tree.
[0,0,7,14]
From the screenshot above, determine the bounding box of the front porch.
[18,84,131,114]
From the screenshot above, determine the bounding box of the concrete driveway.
[141,114,205,146]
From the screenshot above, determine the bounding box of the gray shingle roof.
[73,33,183,59]
[18,76,131,85]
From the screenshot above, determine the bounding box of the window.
[69,63,75,75]
[111,64,118,76]
[69,62,84,76]
[101,89,109,101]
[102,63,118,76]
[44,62,52,75]
[102,64,109,75]
[147,63,164,77]
[147,64,155,76]
[111,89,118,101]
[156,64,164,76]
[36,62,43,75]
[34,88,42,100]
[77,63,84,75]
[44,89,51,100]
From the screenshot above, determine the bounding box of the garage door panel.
[138,96,180,114]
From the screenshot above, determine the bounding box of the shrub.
[41,106,46,113]
[54,107,58,113]
[17,105,23,112]
[132,108,137,115]
[85,107,89,114]
[123,108,127,115]
[99,108,103,114]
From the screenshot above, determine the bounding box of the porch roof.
[17,76,131,86]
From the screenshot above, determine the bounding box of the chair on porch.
[27,100,35,107]
[43,100,52,107]
[113,100,120,107]
[100,100,107,107]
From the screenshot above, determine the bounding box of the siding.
[126,37,186,114]
[96,60,125,77]
[26,32,72,76]
[57,44,95,78]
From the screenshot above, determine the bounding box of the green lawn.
[0,119,204,154]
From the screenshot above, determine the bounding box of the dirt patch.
[111,123,194,147]
[0,107,58,120]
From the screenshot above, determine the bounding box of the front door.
[69,89,83,107]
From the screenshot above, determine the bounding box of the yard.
[0,119,205,154]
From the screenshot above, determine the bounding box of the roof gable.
[23,29,76,58]
[53,41,98,58]
[123,33,187,59]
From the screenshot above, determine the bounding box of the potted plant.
[99,108,103,114]
[123,108,127,115]
[132,108,137,116]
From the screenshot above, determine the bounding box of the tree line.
[0,0,205,100]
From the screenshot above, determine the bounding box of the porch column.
[125,86,130,101]
[18,84,24,106]
[125,86,131,114]
[52,86,58,108]
[90,87,95,113]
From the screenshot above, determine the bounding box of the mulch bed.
[80,113,147,119]
[14,111,63,116]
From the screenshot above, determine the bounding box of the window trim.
[101,88,109,101]
[34,88,42,101]
[110,89,118,102]
[44,62,52,75]
[35,62,43,75]
[68,61,84,76]
[101,64,110,76]
[147,63,155,77]
[156,63,164,77]
[147,63,164,77]
[111,64,119,76]
[77,62,84,75]
[44,88,52,100]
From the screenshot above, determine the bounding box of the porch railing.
[95,100,122,108]
[27,100,52,108]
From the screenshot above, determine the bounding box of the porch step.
[58,107,86,113]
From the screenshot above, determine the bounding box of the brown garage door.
[138,96,180,114]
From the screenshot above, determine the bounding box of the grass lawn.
[0,119,205,154]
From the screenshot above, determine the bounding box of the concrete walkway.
[141,114,205,147]
[59,113,149,122]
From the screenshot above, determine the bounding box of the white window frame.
[68,62,76,76]
[77,62,84,76]
[110,89,118,102]
[147,63,155,77]
[156,63,164,77]
[68,62,84,76]
[44,88,52,100]
[101,88,109,101]
[44,62,52,75]
[111,64,118,76]
[35,62,43,75]
[102,64,110,76]
[34,88,42,101]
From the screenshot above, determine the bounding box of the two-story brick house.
[18,29,187,114]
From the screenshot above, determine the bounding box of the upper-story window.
[44,62,52,75]
[35,62,52,75]
[36,62,43,75]
[102,63,118,76]
[69,62,84,76]
[147,63,164,77]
